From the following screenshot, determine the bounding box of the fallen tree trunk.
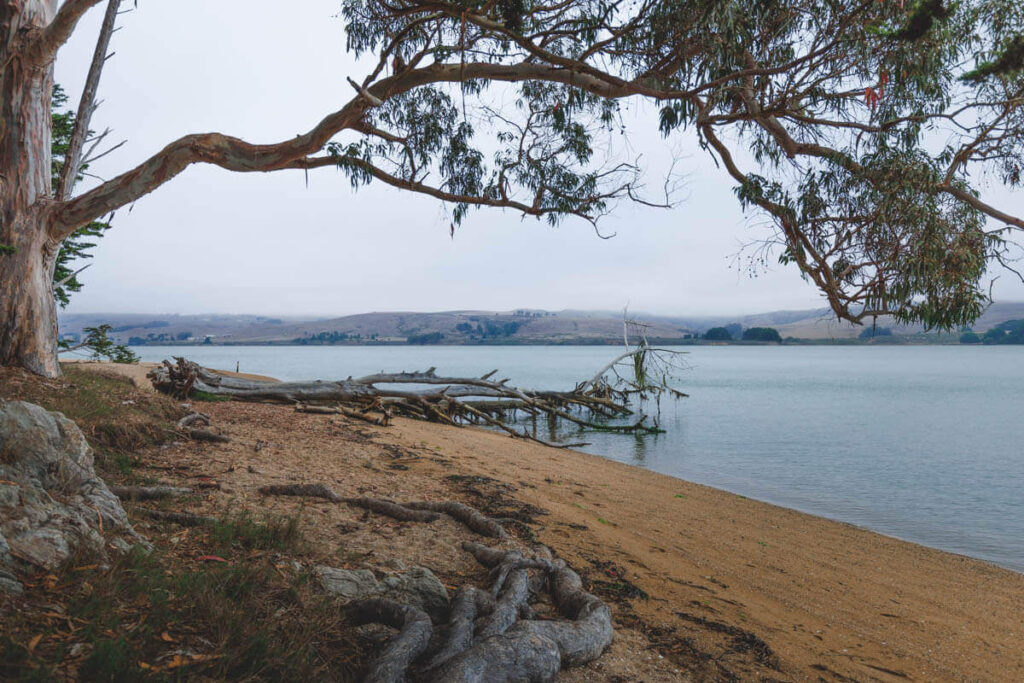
[149,355,684,446]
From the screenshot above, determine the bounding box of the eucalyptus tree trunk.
[0,0,62,378]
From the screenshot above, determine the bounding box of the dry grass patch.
[0,364,185,474]
[0,511,361,682]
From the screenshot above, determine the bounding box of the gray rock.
[0,483,20,508]
[0,568,22,594]
[315,565,449,622]
[0,575,22,594]
[0,528,12,567]
[0,400,145,580]
[314,566,381,599]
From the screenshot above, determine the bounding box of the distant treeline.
[703,326,783,342]
[455,320,521,338]
[293,331,378,344]
[960,320,1024,345]
[127,331,194,344]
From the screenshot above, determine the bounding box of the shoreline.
[372,417,1024,681]
[81,359,1022,574]
[66,336,973,347]
[64,362,1024,679]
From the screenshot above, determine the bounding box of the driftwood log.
[149,354,686,447]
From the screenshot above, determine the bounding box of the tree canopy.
[49,0,1024,327]
[3,0,1024,377]
[329,0,1023,331]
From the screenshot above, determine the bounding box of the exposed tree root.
[347,598,433,683]
[258,483,342,503]
[134,508,215,527]
[351,539,614,682]
[256,485,513,537]
[512,557,614,667]
[189,428,230,443]
[404,501,508,539]
[423,585,495,671]
[430,630,561,682]
[109,485,193,501]
[177,411,211,429]
[344,497,441,523]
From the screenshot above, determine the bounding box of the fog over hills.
[58,302,1024,345]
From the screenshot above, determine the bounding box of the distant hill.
[58,310,698,345]
[58,302,1024,345]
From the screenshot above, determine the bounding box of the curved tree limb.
[938,184,1024,230]
[53,60,675,236]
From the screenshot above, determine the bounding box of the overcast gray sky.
[55,1,1024,318]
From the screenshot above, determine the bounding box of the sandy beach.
[46,362,1024,680]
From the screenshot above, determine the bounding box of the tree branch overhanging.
[53,59,679,237]
[34,0,1024,336]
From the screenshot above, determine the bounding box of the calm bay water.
[129,345,1024,572]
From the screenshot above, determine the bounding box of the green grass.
[211,509,306,553]
[108,452,137,476]
[191,390,233,403]
[1,364,182,461]
[79,638,141,682]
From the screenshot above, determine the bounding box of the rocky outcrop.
[0,400,144,592]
